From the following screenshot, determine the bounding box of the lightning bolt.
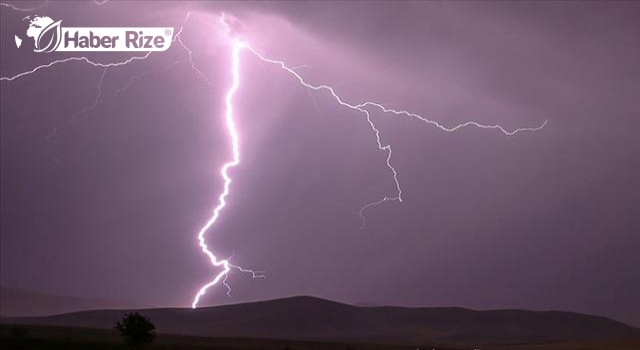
[0,52,154,82]
[46,67,108,140]
[191,38,266,309]
[238,45,547,234]
[1,5,546,309]
[1,5,263,307]
[188,14,546,308]
[0,1,48,12]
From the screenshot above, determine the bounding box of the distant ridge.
[3,295,639,346]
[0,287,146,317]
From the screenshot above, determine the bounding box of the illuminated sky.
[1,1,639,327]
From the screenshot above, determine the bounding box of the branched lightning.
[1,5,264,307]
[115,12,191,95]
[8,12,183,139]
[242,46,403,225]
[357,102,549,135]
[175,12,215,87]
[0,1,48,12]
[239,45,547,234]
[46,67,108,140]
[188,13,544,307]
[0,52,154,82]
[1,5,546,309]
[191,38,265,309]
[114,60,183,95]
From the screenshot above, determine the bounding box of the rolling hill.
[3,296,639,346]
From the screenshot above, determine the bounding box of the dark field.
[2,324,640,350]
[0,324,412,350]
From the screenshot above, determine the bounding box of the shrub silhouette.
[114,312,156,347]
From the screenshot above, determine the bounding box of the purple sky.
[1,1,639,326]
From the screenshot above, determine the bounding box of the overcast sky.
[1,1,638,326]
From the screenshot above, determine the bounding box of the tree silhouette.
[114,312,156,347]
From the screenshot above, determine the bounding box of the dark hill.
[4,296,639,346]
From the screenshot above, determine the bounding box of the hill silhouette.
[3,295,639,346]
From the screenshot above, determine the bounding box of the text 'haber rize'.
[64,30,166,49]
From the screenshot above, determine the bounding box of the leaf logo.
[34,20,62,53]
